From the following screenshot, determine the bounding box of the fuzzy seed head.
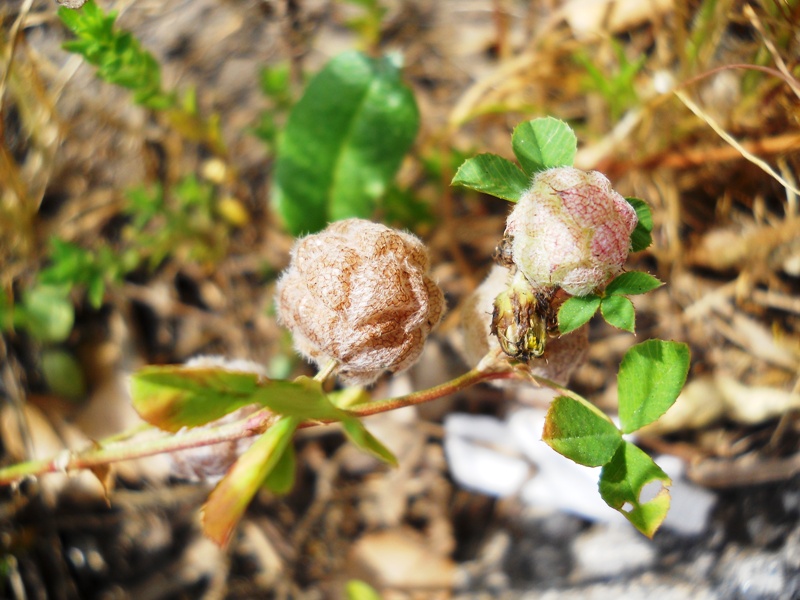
[276,219,445,386]
[506,167,637,297]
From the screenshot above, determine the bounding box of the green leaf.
[450,153,529,202]
[15,285,74,343]
[511,117,577,176]
[605,271,663,296]
[346,580,383,600]
[599,441,671,538]
[617,340,691,433]
[341,418,398,467]
[600,295,635,332]
[626,197,653,253]
[272,51,419,235]
[263,442,296,495]
[130,366,266,431]
[130,367,347,432]
[202,416,300,546]
[41,349,86,402]
[557,295,601,334]
[542,396,623,467]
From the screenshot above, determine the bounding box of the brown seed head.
[276,219,445,386]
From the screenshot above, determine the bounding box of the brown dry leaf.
[561,0,674,39]
[643,375,800,435]
[349,526,456,591]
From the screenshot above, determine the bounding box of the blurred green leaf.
[263,442,296,495]
[202,416,300,546]
[341,418,398,467]
[626,197,653,253]
[41,349,87,402]
[543,396,622,467]
[557,295,601,334]
[617,340,690,433]
[451,153,529,202]
[130,367,347,432]
[346,579,383,600]
[605,271,663,296]
[599,441,671,538]
[14,285,74,343]
[511,117,576,176]
[272,50,419,234]
[130,366,265,431]
[600,295,635,332]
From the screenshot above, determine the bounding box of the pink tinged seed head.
[506,167,638,297]
[275,218,445,386]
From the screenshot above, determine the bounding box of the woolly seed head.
[506,167,637,297]
[276,219,445,386]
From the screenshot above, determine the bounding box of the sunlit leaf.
[202,416,300,546]
[617,340,691,433]
[451,153,529,202]
[130,367,346,432]
[272,51,419,234]
[542,396,622,467]
[605,271,663,296]
[557,295,601,334]
[511,117,577,176]
[600,295,635,332]
[346,579,383,600]
[599,441,671,538]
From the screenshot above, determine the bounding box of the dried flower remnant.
[276,219,445,386]
[460,266,588,386]
[506,167,638,297]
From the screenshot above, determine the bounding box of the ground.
[0,0,799,598]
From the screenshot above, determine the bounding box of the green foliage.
[13,285,74,343]
[599,295,635,332]
[558,271,663,334]
[263,443,296,495]
[574,39,645,120]
[451,154,529,202]
[272,51,420,235]
[124,175,231,268]
[617,340,691,434]
[253,62,293,149]
[599,442,671,538]
[340,0,387,50]
[39,238,135,309]
[203,415,301,546]
[557,295,601,335]
[542,396,622,467]
[452,117,575,202]
[41,349,87,402]
[544,339,689,536]
[626,197,654,252]
[346,580,383,600]
[511,117,577,175]
[58,1,174,109]
[130,363,398,542]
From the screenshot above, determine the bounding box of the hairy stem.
[0,356,563,485]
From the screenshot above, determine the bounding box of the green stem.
[348,367,519,417]
[0,354,593,486]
